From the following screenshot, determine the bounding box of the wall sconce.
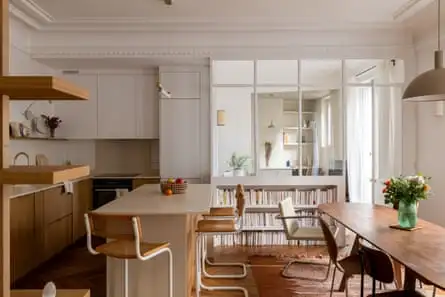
[217,110,225,126]
[157,82,171,99]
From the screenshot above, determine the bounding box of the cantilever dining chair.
[277,196,336,280]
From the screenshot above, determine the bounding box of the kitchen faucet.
[13,152,30,165]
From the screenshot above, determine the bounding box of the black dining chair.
[359,244,427,297]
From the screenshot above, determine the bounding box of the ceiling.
[12,0,433,28]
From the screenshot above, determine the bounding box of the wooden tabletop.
[318,202,445,290]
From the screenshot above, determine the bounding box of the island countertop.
[94,183,213,215]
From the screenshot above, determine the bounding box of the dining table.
[318,202,445,292]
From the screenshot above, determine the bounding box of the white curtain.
[346,86,373,203]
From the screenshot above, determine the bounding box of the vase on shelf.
[49,128,55,138]
[233,169,245,176]
[397,200,418,229]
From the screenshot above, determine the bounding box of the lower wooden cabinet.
[10,194,38,282]
[10,178,93,284]
[44,214,73,261]
[73,179,92,241]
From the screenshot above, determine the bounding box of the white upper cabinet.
[54,72,158,139]
[135,74,158,139]
[54,74,98,139]
[98,75,137,138]
[159,99,201,179]
[159,72,200,98]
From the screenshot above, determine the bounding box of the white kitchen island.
[94,184,213,297]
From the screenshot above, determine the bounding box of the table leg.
[393,260,403,289]
[338,235,360,292]
[404,267,417,291]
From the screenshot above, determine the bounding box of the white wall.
[257,98,292,168]
[9,19,96,167]
[412,38,445,226]
[214,87,254,174]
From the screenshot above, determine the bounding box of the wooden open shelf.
[0,76,89,100]
[0,165,90,184]
[10,136,68,141]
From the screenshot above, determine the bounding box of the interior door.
[371,85,403,205]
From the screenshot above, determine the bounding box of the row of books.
[241,211,319,227]
[212,232,325,247]
[215,187,337,206]
[211,185,337,246]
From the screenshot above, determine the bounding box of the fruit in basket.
[175,178,184,184]
[167,178,175,184]
[164,189,173,196]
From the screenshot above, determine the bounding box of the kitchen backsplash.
[10,138,160,174]
[95,139,159,174]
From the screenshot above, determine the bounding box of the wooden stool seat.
[208,207,236,216]
[197,219,236,233]
[96,240,170,259]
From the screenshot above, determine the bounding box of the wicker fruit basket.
[160,181,188,194]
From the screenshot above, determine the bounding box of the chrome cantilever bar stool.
[200,184,247,279]
[84,213,173,297]
[195,184,248,297]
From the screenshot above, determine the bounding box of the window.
[211,59,404,178]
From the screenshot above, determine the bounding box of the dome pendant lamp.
[403,0,445,102]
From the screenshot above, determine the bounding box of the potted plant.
[227,153,250,176]
[382,174,431,229]
[41,114,62,138]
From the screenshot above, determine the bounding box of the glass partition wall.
[212,59,404,188]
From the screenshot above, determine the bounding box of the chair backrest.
[85,212,142,241]
[235,184,246,217]
[360,244,394,284]
[279,197,298,235]
[319,216,338,263]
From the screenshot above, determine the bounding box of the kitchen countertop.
[8,174,161,199]
[94,184,212,215]
[8,175,92,199]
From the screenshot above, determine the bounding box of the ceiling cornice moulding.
[10,0,52,24]
[393,0,435,21]
[9,0,407,33]
[29,45,411,60]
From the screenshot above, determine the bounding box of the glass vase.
[397,200,418,229]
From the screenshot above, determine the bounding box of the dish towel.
[116,189,129,198]
[63,181,74,195]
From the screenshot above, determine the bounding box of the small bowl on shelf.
[160,181,188,194]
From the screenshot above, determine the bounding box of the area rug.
[248,256,442,297]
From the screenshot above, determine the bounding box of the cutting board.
[35,154,49,166]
